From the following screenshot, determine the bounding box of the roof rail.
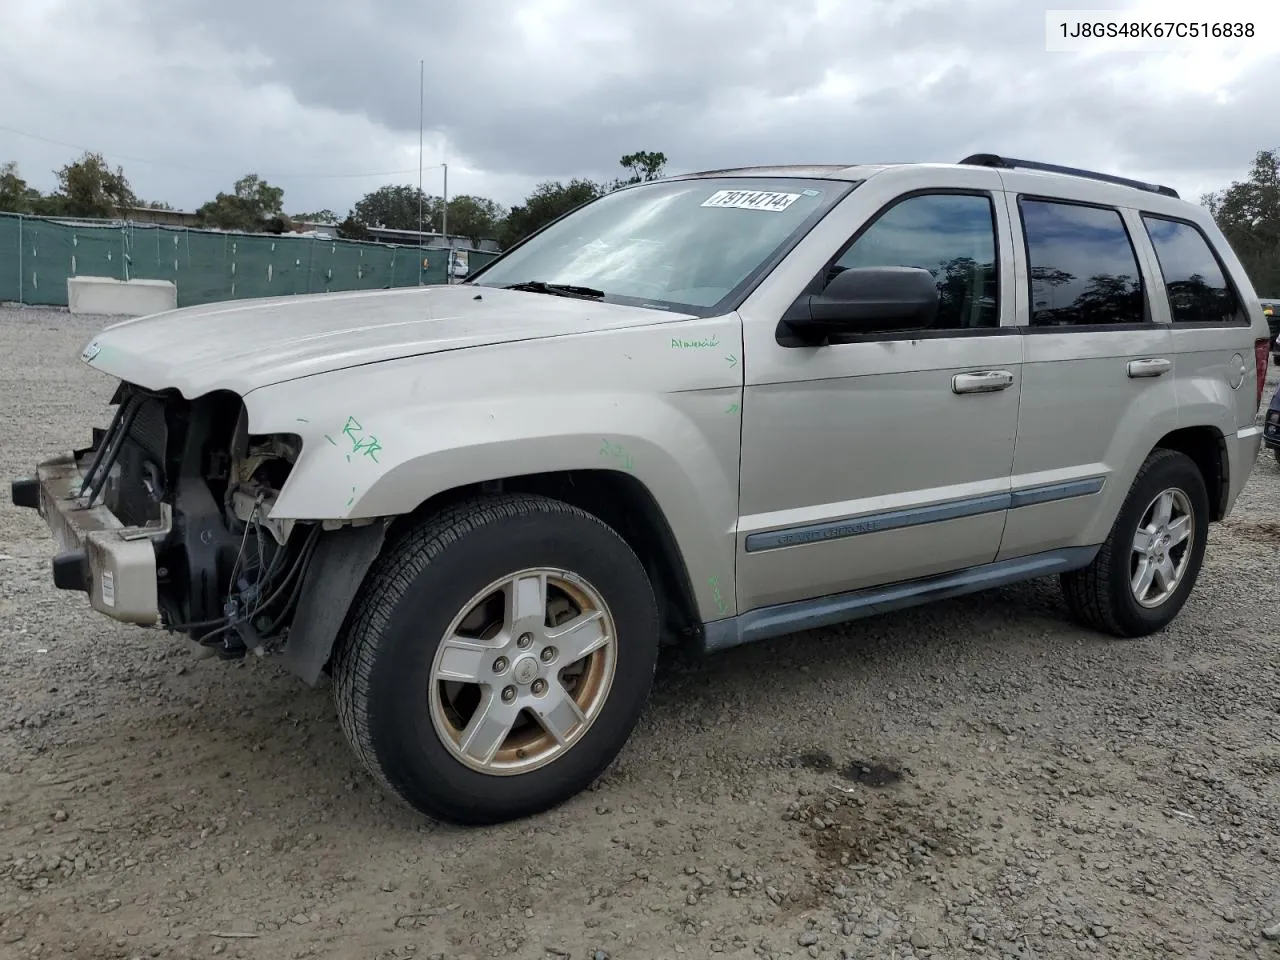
[958,153,1180,199]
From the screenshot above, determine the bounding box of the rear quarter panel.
[1128,198,1267,516]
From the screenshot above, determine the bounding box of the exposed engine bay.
[84,381,316,659]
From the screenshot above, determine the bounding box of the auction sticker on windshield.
[701,189,800,212]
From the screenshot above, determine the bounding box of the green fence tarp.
[0,212,497,309]
[0,213,18,303]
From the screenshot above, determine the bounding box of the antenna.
[417,59,425,285]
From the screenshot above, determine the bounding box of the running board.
[699,545,1100,654]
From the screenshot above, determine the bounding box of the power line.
[0,121,441,181]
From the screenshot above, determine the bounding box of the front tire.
[332,493,660,825]
[1061,449,1209,638]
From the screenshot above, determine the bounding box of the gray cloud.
[1,0,1275,214]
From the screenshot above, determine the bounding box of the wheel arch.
[280,468,703,686]
[387,469,702,644]
[1061,444,1211,638]
[1154,424,1228,521]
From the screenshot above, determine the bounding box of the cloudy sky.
[1,0,1275,218]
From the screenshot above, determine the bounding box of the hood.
[80,284,693,398]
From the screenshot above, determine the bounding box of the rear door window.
[1019,199,1148,327]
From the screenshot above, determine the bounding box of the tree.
[613,150,668,189]
[263,213,295,235]
[1204,149,1280,298]
[350,184,431,232]
[442,194,506,246]
[344,186,507,245]
[30,193,69,217]
[500,178,602,248]
[54,151,136,218]
[293,209,338,224]
[197,173,285,232]
[336,214,370,241]
[0,161,32,213]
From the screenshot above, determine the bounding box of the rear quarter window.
[1140,215,1240,324]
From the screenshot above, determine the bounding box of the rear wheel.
[332,493,659,825]
[1061,449,1208,637]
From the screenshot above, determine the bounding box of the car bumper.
[1265,416,1280,449]
[1223,423,1264,514]
[11,453,170,626]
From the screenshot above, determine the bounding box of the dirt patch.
[796,750,903,788]
[796,749,835,772]
[788,785,969,872]
[838,759,903,787]
[1222,518,1280,545]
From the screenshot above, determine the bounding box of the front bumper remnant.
[11,453,170,626]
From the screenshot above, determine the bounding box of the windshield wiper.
[503,280,606,300]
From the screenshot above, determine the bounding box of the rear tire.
[1061,449,1208,638]
[332,493,660,825]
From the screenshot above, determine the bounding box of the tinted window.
[1021,200,1146,327]
[1142,215,1238,323]
[832,193,998,329]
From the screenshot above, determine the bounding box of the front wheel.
[332,493,660,825]
[1061,449,1209,638]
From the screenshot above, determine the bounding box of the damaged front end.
[12,381,378,670]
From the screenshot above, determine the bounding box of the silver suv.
[13,153,1269,825]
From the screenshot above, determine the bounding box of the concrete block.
[67,277,177,317]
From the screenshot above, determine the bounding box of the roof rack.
[958,153,1180,199]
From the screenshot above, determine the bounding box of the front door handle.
[1127,358,1172,378]
[952,370,1015,394]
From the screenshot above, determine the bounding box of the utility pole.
[442,162,450,281]
[417,59,424,286]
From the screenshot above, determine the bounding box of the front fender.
[241,321,744,622]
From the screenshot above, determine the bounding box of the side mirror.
[789,265,939,338]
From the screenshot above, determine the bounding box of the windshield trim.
[465,176,862,318]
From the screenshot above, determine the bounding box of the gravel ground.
[1,303,1279,960]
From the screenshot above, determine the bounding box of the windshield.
[470,177,854,314]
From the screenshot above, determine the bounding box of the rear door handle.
[1127,357,1171,378]
[952,370,1015,394]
